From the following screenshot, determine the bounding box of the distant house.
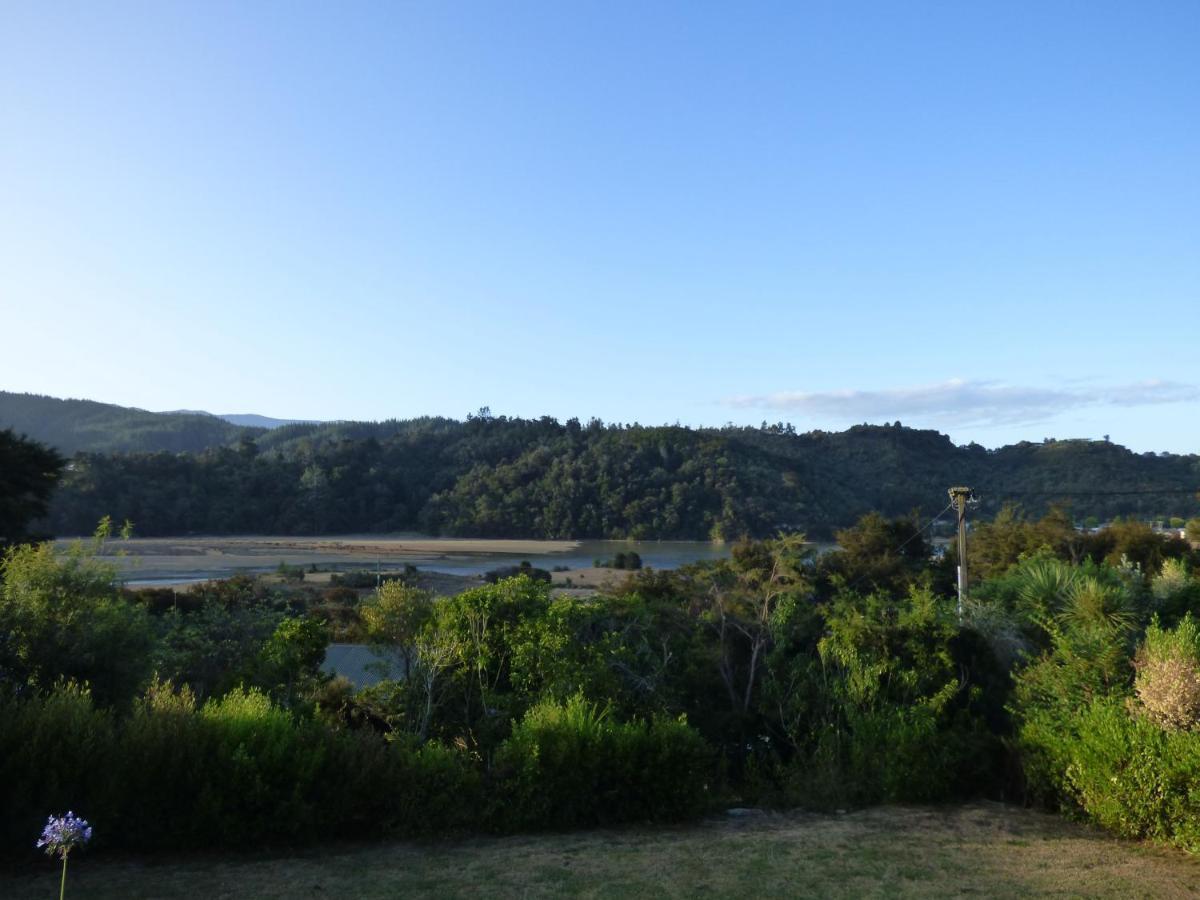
[321,643,405,689]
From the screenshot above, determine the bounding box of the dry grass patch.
[5,803,1200,899]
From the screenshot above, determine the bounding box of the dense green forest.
[5,393,1198,539]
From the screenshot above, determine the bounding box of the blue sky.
[2,2,1197,452]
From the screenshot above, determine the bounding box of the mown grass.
[6,803,1200,899]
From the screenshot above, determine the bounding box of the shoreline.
[53,534,732,585]
[57,534,585,558]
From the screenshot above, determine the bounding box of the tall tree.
[0,429,64,546]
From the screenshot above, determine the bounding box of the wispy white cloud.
[726,379,1200,427]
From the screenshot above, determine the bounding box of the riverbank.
[58,535,732,585]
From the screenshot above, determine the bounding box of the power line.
[893,500,956,555]
[975,486,1200,498]
[838,500,955,595]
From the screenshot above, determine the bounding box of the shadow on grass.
[4,803,1199,899]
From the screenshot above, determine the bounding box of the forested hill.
[0,392,261,454]
[28,404,1200,540]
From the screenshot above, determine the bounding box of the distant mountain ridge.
[160,409,318,430]
[0,393,326,454]
[0,392,261,455]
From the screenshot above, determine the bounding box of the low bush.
[1007,565,1138,806]
[777,589,1005,808]
[0,681,484,853]
[1012,615,1200,851]
[1064,697,1200,852]
[595,552,642,570]
[384,737,483,836]
[193,687,327,844]
[843,696,995,804]
[491,696,710,831]
[111,680,209,848]
[275,561,306,581]
[332,568,413,589]
[0,684,117,851]
[484,562,551,584]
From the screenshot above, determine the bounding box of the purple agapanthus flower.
[36,812,92,859]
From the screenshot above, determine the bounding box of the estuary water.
[97,535,751,586]
[420,540,735,576]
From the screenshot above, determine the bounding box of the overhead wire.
[977,487,1200,497]
[837,499,956,595]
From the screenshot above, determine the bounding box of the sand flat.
[60,535,579,556]
[54,535,581,582]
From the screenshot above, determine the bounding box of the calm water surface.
[422,540,733,576]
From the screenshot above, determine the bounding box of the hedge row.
[0,685,710,853]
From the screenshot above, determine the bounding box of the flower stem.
[60,852,68,900]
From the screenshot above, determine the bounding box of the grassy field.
[6,803,1200,899]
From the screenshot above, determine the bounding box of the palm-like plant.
[1058,576,1136,638]
[1014,557,1079,627]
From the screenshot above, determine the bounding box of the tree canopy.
[35,416,1200,540]
[0,429,64,547]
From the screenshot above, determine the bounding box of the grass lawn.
[5,802,1199,899]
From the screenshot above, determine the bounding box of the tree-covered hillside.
[30,404,1200,539]
[0,391,260,454]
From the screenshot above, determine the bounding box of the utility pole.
[948,487,975,618]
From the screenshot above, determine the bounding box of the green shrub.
[0,679,491,853]
[844,689,994,803]
[0,542,155,707]
[387,737,483,835]
[1148,560,1200,625]
[786,685,999,808]
[113,680,482,847]
[0,684,117,850]
[151,600,285,701]
[1012,615,1200,851]
[1151,559,1191,605]
[275,561,305,581]
[111,680,209,848]
[597,552,642,570]
[783,588,1004,807]
[332,569,410,589]
[492,695,710,831]
[192,687,327,844]
[484,563,551,584]
[1008,568,1137,806]
[1066,698,1200,852]
[308,729,481,839]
